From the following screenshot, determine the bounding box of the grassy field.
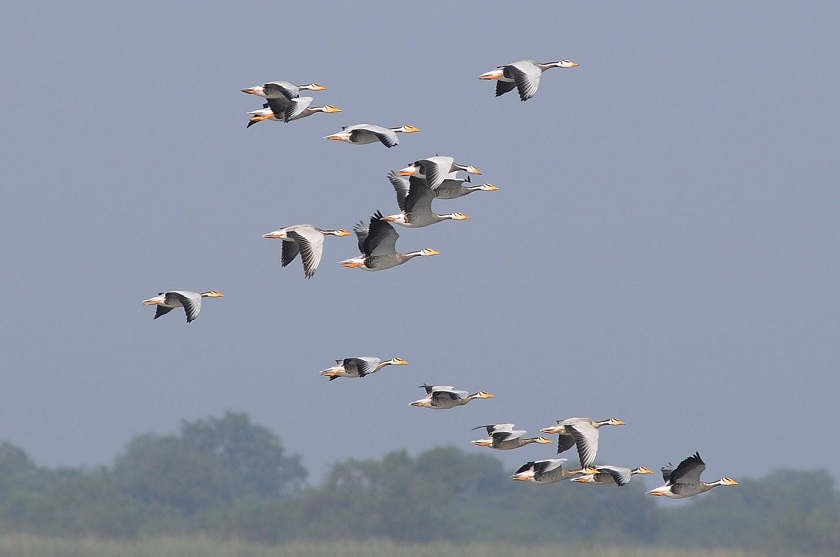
[0,535,770,557]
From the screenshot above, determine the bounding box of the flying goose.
[398,156,482,189]
[320,357,409,380]
[511,459,584,484]
[572,465,654,487]
[262,224,351,279]
[246,97,342,127]
[241,81,326,99]
[647,452,738,499]
[340,211,440,271]
[471,424,551,450]
[540,417,625,468]
[479,59,579,101]
[409,384,494,409]
[382,175,469,227]
[142,290,224,323]
[325,124,420,148]
[387,171,499,201]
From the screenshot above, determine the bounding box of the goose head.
[325,229,352,237]
[200,291,225,298]
[396,125,421,133]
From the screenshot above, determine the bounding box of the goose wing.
[515,461,537,475]
[288,228,326,279]
[596,465,632,486]
[669,452,705,485]
[495,79,517,97]
[364,212,399,256]
[473,423,516,436]
[660,463,675,483]
[403,176,436,215]
[284,96,313,122]
[566,422,601,468]
[353,220,369,253]
[343,357,380,377]
[153,306,175,319]
[446,389,470,400]
[387,171,410,211]
[352,124,399,147]
[169,291,202,323]
[555,433,577,455]
[265,97,290,117]
[262,81,299,99]
[416,156,454,189]
[281,239,300,267]
[507,60,542,101]
[421,384,454,394]
[494,429,527,442]
[534,459,568,474]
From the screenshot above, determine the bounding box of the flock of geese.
[142,59,738,500]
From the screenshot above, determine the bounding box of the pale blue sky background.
[2,2,839,487]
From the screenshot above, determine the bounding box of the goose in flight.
[387,171,499,201]
[540,417,625,468]
[241,81,326,99]
[409,384,494,409]
[247,97,342,127]
[471,424,551,450]
[572,465,654,487]
[320,357,409,380]
[511,459,584,484]
[480,59,578,101]
[142,290,224,323]
[381,175,469,227]
[262,224,351,279]
[647,452,738,499]
[398,156,482,189]
[325,124,420,148]
[340,211,440,271]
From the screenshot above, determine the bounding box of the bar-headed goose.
[471,424,551,450]
[409,384,494,409]
[572,465,654,486]
[142,290,224,323]
[320,357,409,380]
[340,211,440,271]
[647,452,738,499]
[540,417,625,468]
[325,124,420,148]
[480,59,578,101]
[262,224,350,279]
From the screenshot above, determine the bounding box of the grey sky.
[2,2,840,486]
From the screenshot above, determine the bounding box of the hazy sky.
[3,2,840,487]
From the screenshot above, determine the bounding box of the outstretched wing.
[387,171,410,211]
[507,61,542,101]
[281,240,300,267]
[288,229,325,279]
[284,96,313,122]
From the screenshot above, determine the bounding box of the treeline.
[1,412,838,555]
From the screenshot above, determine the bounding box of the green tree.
[180,411,307,498]
[113,433,232,514]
